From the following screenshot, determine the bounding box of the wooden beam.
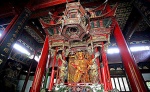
[30,1,103,18]
[0,11,14,19]
[28,22,45,40]
[32,0,74,11]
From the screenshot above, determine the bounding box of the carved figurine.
[58,54,68,83]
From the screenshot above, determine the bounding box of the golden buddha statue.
[71,51,100,83]
[72,51,92,83]
[59,50,100,83]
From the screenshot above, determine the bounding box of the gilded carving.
[3,48,9,53]
[66,51,99,83]
[7,43,11,47]
[10,38,14,43]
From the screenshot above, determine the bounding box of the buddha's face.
[77,52,84,60]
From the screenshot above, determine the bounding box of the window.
[119,78,125,91]
[122,77,130,91]
[146,81,150,90]
[142,73,150,90]
[114,78,120,91]
[111,77,130,91]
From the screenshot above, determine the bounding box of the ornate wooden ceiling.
[115,1,133,30]
[24,26,44,43]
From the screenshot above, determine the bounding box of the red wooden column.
[43,55,51,89]
[101,45,108,91]
[94,47,102,84]
[114,21,147,92]
[101,62,107,90]
[30,36,49,92]
[101,43,112,90]
[48,48,57,91]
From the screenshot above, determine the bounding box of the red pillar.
[49,70,55,91]
[30,36,49,92]
[94,47,102,84]
[56,58,61,83]
[114,21,147,92]
[101,46,108,91]
[101,43,112,90]
[48,48,57,91]
[101,63,107,90]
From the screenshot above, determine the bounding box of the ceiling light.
[13,43,30,56]
[29,55,40,62]
[107,46,150,54]
[107,48,120,54]
[130,46,150,52]
[34,56,40,62]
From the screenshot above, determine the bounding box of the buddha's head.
[76,51,84,60]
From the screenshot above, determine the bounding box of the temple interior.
[0,0,150,92]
